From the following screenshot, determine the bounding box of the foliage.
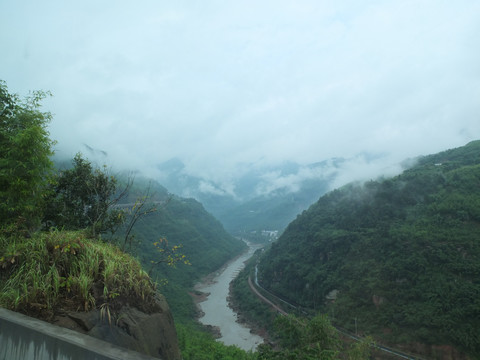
[119,184,158,251]
[0,230,157,315]
[0,81,55,231]
[177,324,256,360]
[269,314,340,359]
[346,337,376,360]
[44,153,126,238]
[256,314,372,360]
[149,237,191,274]
[258,140,480,357]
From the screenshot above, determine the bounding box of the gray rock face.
[65,294,181,360]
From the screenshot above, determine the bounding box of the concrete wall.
[0,308,157,360]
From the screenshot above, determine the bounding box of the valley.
[3,2,479,358]
[1,92,479,359]
[155,140,480,359]
[2,1,478,354]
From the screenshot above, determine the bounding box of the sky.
[1,0,480,190]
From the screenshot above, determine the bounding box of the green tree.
[0,81,55,231]
[259,314,342,360]
[44,153,126,237]
[257,314,373,359]
[120,182,159,251]
[346,336,375,360]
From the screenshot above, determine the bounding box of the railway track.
[248,265,425,360]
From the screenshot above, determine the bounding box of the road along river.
[195,242,264,351]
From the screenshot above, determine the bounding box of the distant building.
[261,230,279,240]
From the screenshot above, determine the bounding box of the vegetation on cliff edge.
[0,229,158,319]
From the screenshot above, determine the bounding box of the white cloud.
[1,0,479,186]
[198,180,237,198]
[328,155,406,191]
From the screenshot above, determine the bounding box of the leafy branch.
[148,237,190,276]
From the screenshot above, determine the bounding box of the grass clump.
[0,229,157,319]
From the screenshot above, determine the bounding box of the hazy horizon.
[2,0,479,194]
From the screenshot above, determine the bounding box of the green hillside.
[113,179,247,322]
[258,140,480,357]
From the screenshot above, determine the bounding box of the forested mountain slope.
[258,140,480,357]
[114,177,247,321]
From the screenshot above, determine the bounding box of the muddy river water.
[195,242,264,351]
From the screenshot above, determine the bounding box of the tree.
[44,153,128,237]
[0,81,55,231]
[120,182,159,251]
[260,314,341,359]
[258,313,375,360]
[346,336,375,360]
[148,237,190,276]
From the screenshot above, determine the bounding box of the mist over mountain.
[257,140,480,357]
[155,154,408,237]
[54,143,411,239]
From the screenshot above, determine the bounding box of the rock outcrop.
[56,294,181,360]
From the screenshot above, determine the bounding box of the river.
[195,242,264,351]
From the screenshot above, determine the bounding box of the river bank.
[193,242,265,351]
[227,282,273,343]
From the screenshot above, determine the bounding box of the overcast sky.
[1,0,480,186]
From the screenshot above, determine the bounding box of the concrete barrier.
[0,307,158,360]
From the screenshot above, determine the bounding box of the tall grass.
[0,229,156,313]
